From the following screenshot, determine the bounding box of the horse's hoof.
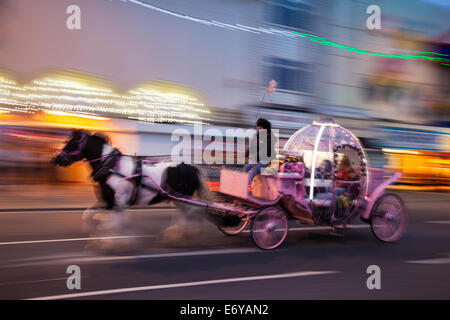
[81,220,98,234]
[96,238,137,253]
[160,225,185,246]
[84,239,100,251]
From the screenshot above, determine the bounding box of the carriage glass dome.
[283,117,369,202]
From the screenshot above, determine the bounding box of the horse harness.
[91,148,122,183]
[91,150,162,206]
[128,157,142,206]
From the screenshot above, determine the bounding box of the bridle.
[57,132,88,163]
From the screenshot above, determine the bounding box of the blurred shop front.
[0,111,109,184]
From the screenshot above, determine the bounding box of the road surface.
[0,190,448,300]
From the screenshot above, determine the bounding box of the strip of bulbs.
[0,75,212,124]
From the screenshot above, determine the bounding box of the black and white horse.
[52,130,212,242]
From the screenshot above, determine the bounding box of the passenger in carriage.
[336,155,360,194]
[314,157,356,222]
[245,118,277,186]
[313,159,333,195]
[316,159,333,180]
[337,155,359,183]
[332,155,361,223]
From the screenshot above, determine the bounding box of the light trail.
[119,0,450,64]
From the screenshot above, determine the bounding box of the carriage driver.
[245,118,277,186]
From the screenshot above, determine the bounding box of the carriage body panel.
[219,169,249,199]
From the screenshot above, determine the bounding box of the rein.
[84,153,114,163]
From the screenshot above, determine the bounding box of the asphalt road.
[0,190,449,300]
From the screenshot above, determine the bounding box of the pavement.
[0,183,97,210]
[0,185,449,300]
[0,183,172,210]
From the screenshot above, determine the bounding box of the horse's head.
[52,129,90,167]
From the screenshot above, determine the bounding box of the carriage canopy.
[283,117,369,200]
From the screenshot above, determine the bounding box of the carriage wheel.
[251,206,288,250]
[218,218,249,236]
[371,194,407,242]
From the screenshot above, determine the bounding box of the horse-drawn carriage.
[191,118,407,249]
[53,118,407,250]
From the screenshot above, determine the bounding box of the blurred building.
[0,0,448,123]
[0,0,448,186]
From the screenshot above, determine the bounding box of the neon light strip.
[290,30,449,63]
[414,50,449,57]
[44,110,108,120]
[382,148,420,154]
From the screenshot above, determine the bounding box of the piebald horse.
[52,130,212,246]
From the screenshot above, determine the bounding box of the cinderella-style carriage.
[158,118,408,250]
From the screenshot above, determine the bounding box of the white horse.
[52,130,213,246]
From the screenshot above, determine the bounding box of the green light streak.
[290,30,450,64]
[414,50,449,57]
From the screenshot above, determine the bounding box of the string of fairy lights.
[0,75,211,124]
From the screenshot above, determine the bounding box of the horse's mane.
[70,129,110,144]
[91,132,111,144]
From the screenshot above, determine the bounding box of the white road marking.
[424,220,450,225]
[0,208,177,215]
[406,258,450,265]
[0,235,157,246]
[63,248,260,264]
[0,276,87,287]
[0,248,261,268]
[87,248,252,262]
[0,210,86,215]
[27,270,340,300]
[0,224,371,246]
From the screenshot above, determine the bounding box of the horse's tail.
[194,169,213,201]
[164,163,212,201]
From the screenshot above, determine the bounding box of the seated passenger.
[337,155,359,182]
[316,159,332,180]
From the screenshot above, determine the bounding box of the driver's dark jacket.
[246,129,276,164]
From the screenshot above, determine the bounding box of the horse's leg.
[84,183,115,234]
[160,200,191,245]
[95,182,137,251]
[81,204,104,234]
[98,178,133,234]
[162,200,213,246]
[108,200,130,234]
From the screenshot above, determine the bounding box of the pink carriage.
[205,118,407,250]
